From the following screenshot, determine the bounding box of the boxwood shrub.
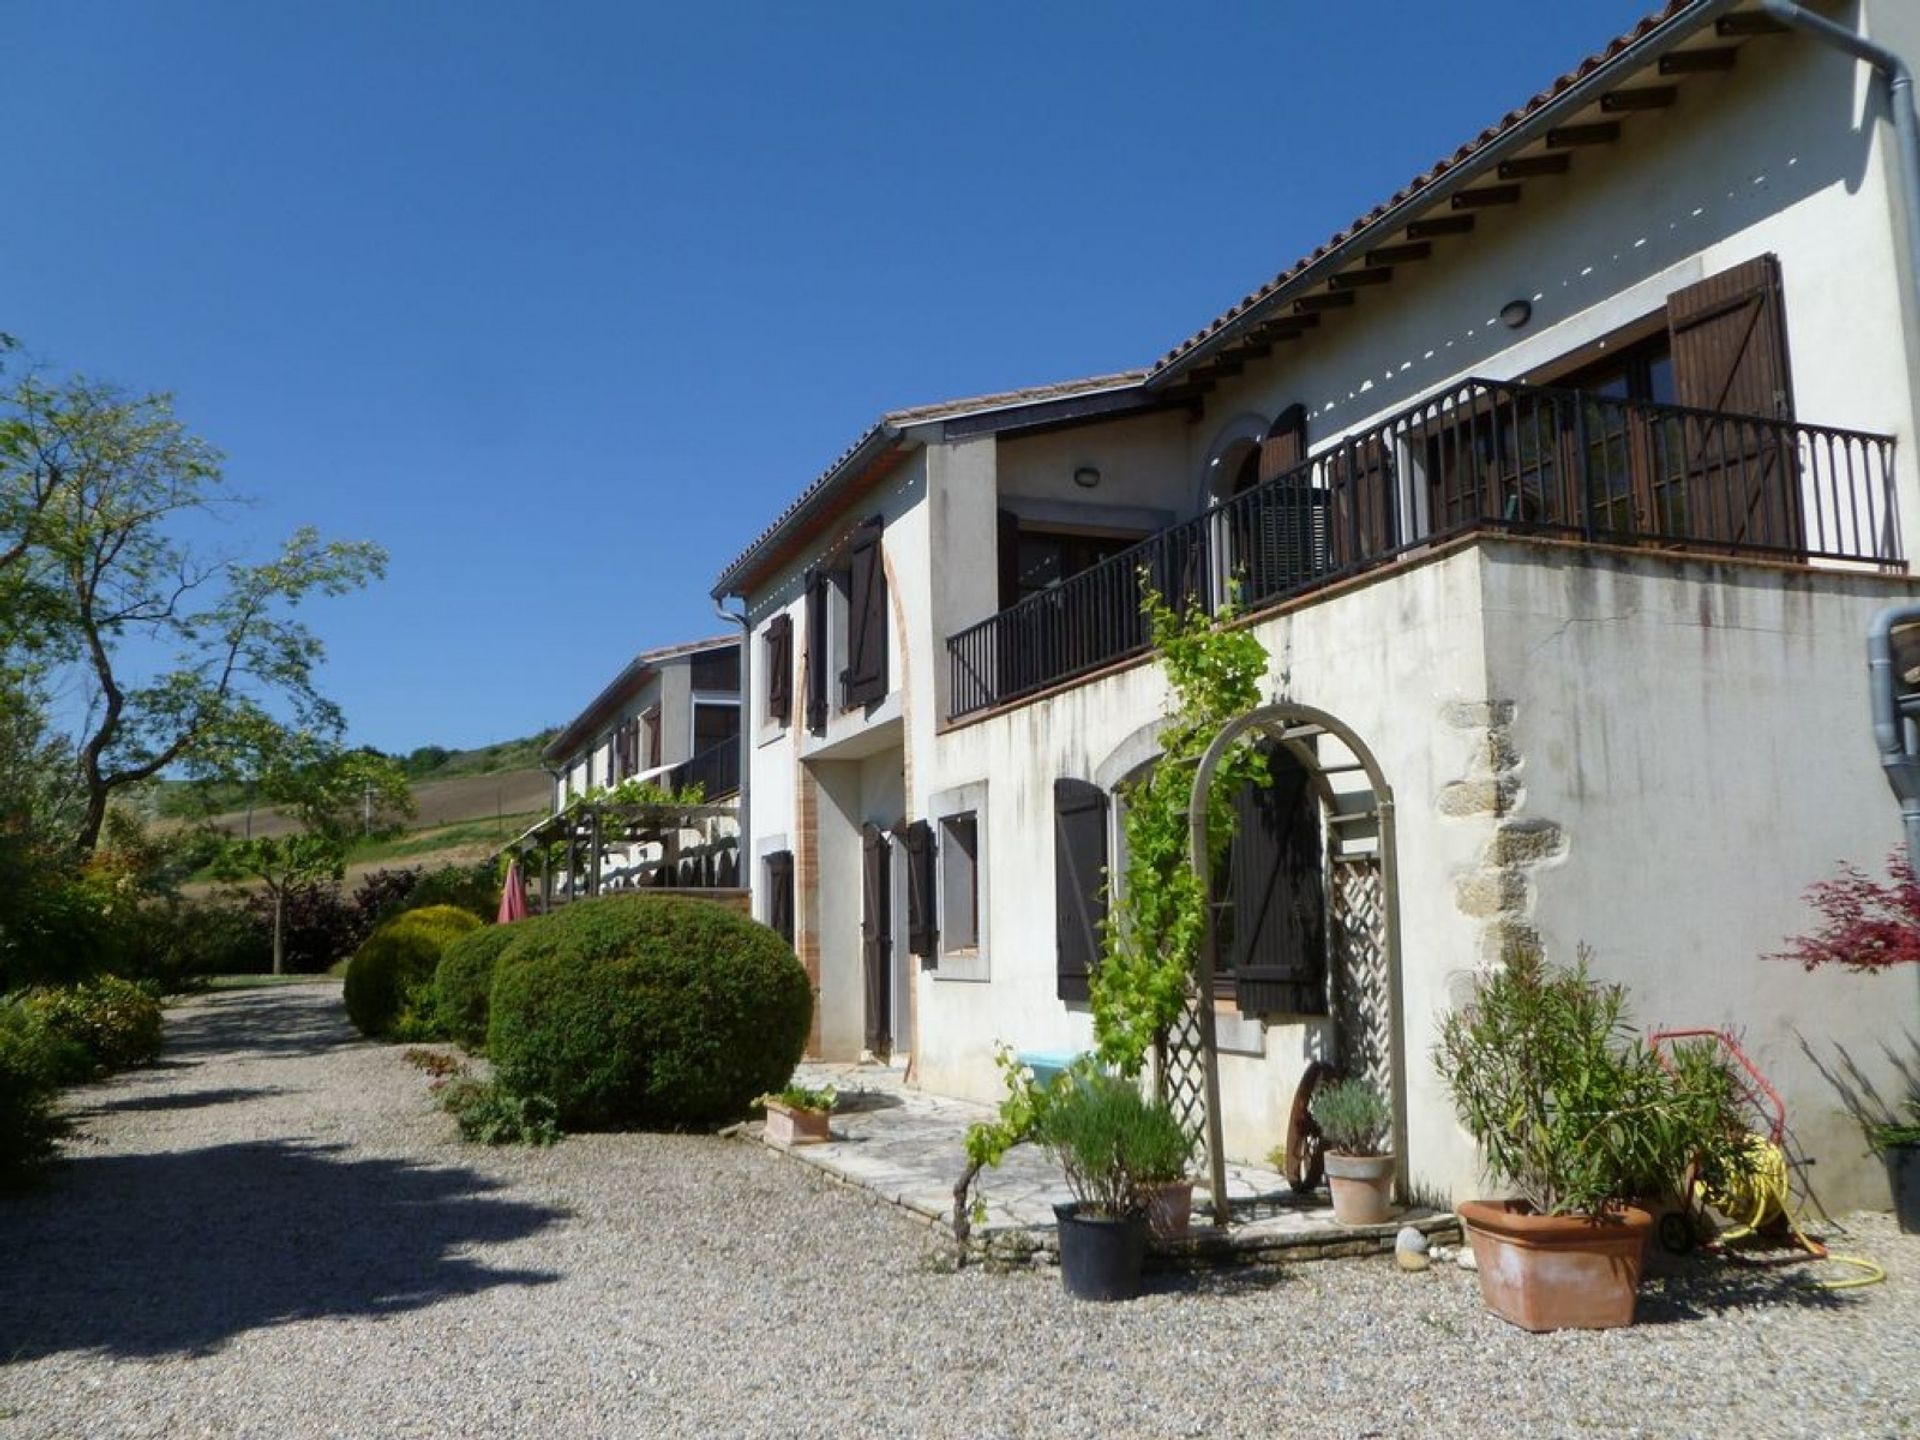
[488,895,811,1130]
[433,922,532,1051]
[343,905,484,1039]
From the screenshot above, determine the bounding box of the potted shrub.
[757,1083,837,1148]
[1871,1102,1920,1232]
[1435,950,1737,1331]
[1309,1077,1395,1226]
[1039,1072,1179,1301]
[1131,1101,1198,1241]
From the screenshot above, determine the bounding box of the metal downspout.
[714,596,752,890]
[1760,2,1920,319]
[1868,603,1920,858]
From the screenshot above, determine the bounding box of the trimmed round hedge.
[343,905,483,1039]
[433,921,533,1051]
[488,895,811,1130]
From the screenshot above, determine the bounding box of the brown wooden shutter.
[1054,778,1109,1003]
[1666,254,1802,551]
[645,707,662,769]
[804,568,829,734]
[905,819,937,963]
[764,614,793,724]
[1329,435,1397,569]
[843,518,888,707]
[997,508,1023,611]
[765,850,794,944]
[1258,404,1309,483]
[1228,747,1328,1016]
[860,823,892,1053]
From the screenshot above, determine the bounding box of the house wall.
[1187,21,1918,556]
[1481,541,1920,1208]
[744,452,926,1057]
[917,544,1497,1190]
[920,537,1920,1209]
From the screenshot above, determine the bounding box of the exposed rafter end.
[1406,214,1475,239]
[1547,121,1622,148]
[1451,184,1522,209]
[1660,46,1737,73]
[1328,267,1394,290]
[1499,153,1571,180]
[1601,85,1678,111]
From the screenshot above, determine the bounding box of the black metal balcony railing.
[947,376,1900,719]
[665,736,741,799]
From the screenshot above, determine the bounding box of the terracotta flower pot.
[1143,1178,1195,1240]
[1458,1199,1654,1331]
[763,1099,832,1147]
[1323,1152,1396,1226]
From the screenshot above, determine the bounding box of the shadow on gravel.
[164,989,353,1061]
[72,1086,285,1116]
[1634,1255,1856,1324]
[0,1140,563,1361]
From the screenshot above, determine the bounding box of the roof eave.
[1146,0,1745,389]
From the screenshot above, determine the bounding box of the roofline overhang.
[1146,0,1747,389]
[544,636,740,762]
[710,374,1152,602]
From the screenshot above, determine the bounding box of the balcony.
[946,377,1900,720]
[664,735,742,800]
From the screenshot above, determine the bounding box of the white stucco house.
[712,0,1920,1211]
[544,635,743,810]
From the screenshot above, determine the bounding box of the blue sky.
[5,0,1658,755]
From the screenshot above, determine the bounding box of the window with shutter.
[1328,435,1397,569]
[804,568,829,734]
[842,518,888,708]
[1053,778,1109,1004]
[905,819,937,962]
[1224,746,1328,1016]
[764,614,793,726]
[1665,253,1802,552]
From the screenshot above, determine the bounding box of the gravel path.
[0,984,1914,1440]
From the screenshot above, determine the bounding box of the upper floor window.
[805,515,887,734]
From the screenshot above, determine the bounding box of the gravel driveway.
[0,983,1914,1440]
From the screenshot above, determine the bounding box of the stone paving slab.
[762,1061,1459,1262]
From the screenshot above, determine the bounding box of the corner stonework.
[1438,699,1567,967]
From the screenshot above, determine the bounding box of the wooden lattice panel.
[1331,857,1392,1097]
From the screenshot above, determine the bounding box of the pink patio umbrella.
[497,858,529,924]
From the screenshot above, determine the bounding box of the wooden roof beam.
[1365,240,1432,266]
[1660,46,1737,74]
[1406,214,1475,239]
[1717,12,1788,36]
[1451,184,1522,209]
[1547,121,1622,148]
[1328,267,1393,290]
[1293,291,1356,314]
[1601,86,1678,112]
[1499,153,1571,179]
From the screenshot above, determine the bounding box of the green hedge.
[0,1003,69,1186]
[20,976,164,1075]
[343,905,483,1039]
[433,922,531,1051]
[488,895,811,1130]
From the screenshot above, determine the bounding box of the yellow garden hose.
[1696,1133,1886,1290]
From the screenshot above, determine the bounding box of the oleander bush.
[342,904,484,1039]
[19,975,164,1074]
[487,895,811,1130]
[433,921,531,1051]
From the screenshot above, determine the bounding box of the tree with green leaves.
[0,367,386,853]
[210,737,414,974]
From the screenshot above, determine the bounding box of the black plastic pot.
[1054,1202,1147,1301]
[1887,1142,1920,1234]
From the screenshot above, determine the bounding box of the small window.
[939,812,980,951]
[764,850,795,945]
[694,701,740,756]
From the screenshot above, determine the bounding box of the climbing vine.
[1090,581,1271,1076]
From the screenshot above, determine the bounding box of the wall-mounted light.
[1073,465,1102,490]
[1499,299,1533,330]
